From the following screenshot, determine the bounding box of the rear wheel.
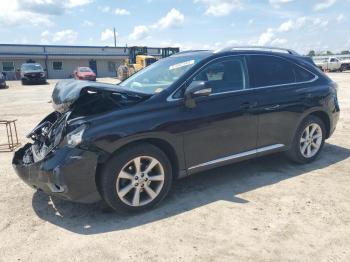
[286,115,325,164]
[99,143,173,212]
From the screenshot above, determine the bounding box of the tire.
[286,115,326,164]
[21,80,26,85]
[99,143,173,212]
[340,65,346,72]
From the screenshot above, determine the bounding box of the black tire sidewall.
[288,115,326,164]
[99,143,173,212]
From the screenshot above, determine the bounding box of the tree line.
[307,50,350,57]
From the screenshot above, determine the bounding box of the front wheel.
[99,143,173,212]
[286,115,326,164]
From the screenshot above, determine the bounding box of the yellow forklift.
[117,46,180,81]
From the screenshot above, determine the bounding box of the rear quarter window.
[294,65,315,82]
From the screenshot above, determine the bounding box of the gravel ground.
[0,74,349,262]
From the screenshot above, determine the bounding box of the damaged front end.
[13,80,150,203]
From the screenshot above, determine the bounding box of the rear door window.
[248,55,295,88]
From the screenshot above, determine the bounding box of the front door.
[181,56,258,172]
[89,60,97,76]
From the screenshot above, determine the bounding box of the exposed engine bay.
[20,80,150,165]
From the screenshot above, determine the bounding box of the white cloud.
[269,0,294,8]
[53,29,78,43]
[314,0,337,11]
[194,0,242,16]
[337,14,345,23]
[17,0,93,14]
[271,38,287,45]
[98,6,110,12]
[115,8,130,15]
[277,20,294,32]
[41,29,78,44]
[277,16,328,33]
[101,29,117,42]
[257,28,275,45]
[65,0,93,8]
[0,0,92,27]
[312,17,329,27]
[129,25,149,40]
[277,17,306,32]
[153,8,184,30]
[82,20,94,26]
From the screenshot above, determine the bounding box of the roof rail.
[173,50,209,55]
[214,46,299,55]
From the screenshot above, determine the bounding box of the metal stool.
[0,119,20,152]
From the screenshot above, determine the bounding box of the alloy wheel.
[116,156,165,207]
[299,123,323,158]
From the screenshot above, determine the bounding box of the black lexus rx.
[13,47,340,212]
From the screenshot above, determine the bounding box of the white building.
[0,44,164,80]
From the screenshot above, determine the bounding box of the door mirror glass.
[185,81,212,97]
[184,81,212,108]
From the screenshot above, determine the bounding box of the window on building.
[53,61,63,71]
[2,61,15,72]
[108,61,117,72]
[248,55,295,87]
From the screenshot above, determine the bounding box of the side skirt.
[187,144,285,175]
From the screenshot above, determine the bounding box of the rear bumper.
[329,110,339,138]
[12,144,101,203]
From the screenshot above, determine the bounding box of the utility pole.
[113,27,117,47]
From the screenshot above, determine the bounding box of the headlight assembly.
[66,124,87,147]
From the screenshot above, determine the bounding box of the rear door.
[246,55,317,149]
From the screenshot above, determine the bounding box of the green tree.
[326,51,333,55]
[307,50,316,57]
[340,50,350,55]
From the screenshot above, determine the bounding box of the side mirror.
[184,81,212,108]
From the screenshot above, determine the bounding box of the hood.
[52,79,151,113]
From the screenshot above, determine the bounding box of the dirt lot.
[0,75,349,262]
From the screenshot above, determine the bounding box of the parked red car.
[73,67,96,81]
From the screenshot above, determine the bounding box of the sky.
[0,0,350,54]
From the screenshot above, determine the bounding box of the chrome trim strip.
[188,144,285,171]
[166,53,318,102]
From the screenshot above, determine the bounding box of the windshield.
[79,67,93,72]
[119,52,211,94]
[21,64,43,71]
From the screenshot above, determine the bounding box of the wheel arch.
[95,137,182,193]
[309,110,331,138]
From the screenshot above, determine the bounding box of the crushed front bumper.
[13,144,101,203]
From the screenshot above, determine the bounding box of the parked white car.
[314,57,350,72]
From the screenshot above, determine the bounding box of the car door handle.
[264,105,280,111]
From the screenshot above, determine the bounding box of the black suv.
[20,63,46,85]
[13,47,340,212]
